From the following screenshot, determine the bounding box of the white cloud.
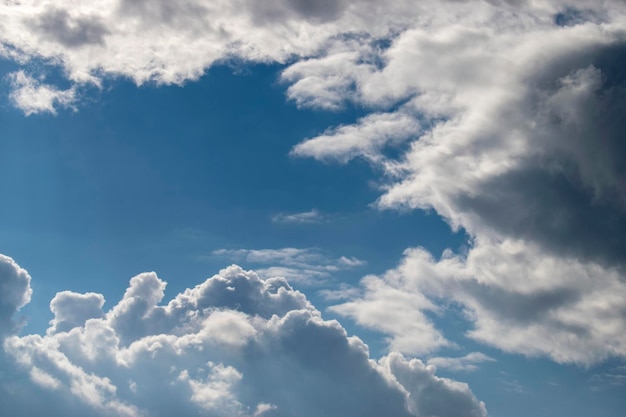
[291,111,421,164]
[383,352,487,417]
[212,248,365,283]
[7,71,76,115]
[1,0,599,113]
[332,239,626,365]
[427,353,496,372]
[278,0,626,366]
[3,0,626,376]
[0,257,486,417]
[48,291,105,335]
[0,0,429,113]
[272,209,326,224]
[0,254,32,337]
[29,367,61,390]
[330,270,451,355]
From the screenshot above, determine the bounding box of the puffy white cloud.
[0,0,592,114]
[331,271,451,355]
[291,111,421,164]
[1,258,486,417]
[0,254,32,337]
[0,0,428,114]
[332,239,626,365]
[48,291,105,335]
[383,353,488,417]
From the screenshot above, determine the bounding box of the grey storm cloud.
[31,8,109,47]
[452,43,626,268]
[0,257,486,417]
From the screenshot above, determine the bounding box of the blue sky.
[1,2,626,417]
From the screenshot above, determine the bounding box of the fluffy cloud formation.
[0,0,425,113]
[0,254,32,336]
[332,239,626,365]
[48,291,105,335]
[279,1,626,366]
[3,0,626,369]
[291,2,626,268]
[0,258,486,417]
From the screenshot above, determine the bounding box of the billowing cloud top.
[0,255,32,336]
[1,257,486,417]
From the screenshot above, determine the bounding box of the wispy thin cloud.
[588,366,626,391]
[272,209,326,224]
[427,352,496,372]
[212,248,365,284]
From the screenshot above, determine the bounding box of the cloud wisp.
[271,209,327,224]
[427,353,496,373]
[212,248,365,284]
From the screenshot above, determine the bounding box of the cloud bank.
[281,1,626,366]
[0,255,486,417]
[3,0,626,370]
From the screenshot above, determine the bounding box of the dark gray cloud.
[107,267,310,345]
[454,43,626,268]
[554,7,606,26]
[457,158,626,268]
[286,0,348,21]
[248,0,349,24]
[31,8,109,47]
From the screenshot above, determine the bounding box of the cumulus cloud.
[332,239,626,365]
[0,0,425,111]
[4,0,626,372]
[0,254,32,337]
[383,353,487,417]
[0,258,486,417]
[212,248,365,284]
[48,291,105,335]
[276,0,626,366]
[288,2,626,268]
